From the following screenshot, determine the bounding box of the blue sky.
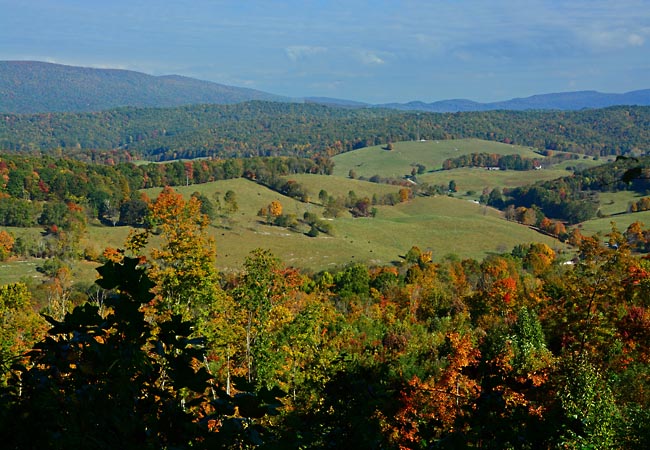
[1,0,649,103]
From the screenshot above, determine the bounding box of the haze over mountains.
[1,60,650,114]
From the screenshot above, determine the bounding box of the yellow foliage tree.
[0,230,14,261]
[269,200,283,217]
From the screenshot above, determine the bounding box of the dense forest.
[1,103,650,161]
[2,184,650,448]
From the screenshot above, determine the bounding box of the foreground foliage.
[0,258,282,449]
[2,230,650,448]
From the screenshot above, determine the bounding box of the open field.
[578,210,650,237]
[417,167,574,200]
[598,191,642,216]
[332,138,543,179]
[280,173,401,202]
[213,194,569,272]
[2,175,569,282]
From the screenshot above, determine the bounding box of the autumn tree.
[269,200,283,218]
[0,282,47,375]
[146,186,223,318]
[0,230,13,261]
[399,187,412,203]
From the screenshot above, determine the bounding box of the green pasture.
[418,167,573,200]
[214,195,568,272]
[332,138,543,179]
[597,191,641,216]
[102,179,569,272]
[143,178,317,218]
[280,174,401,203]
[2,176,568,282]
[0,259,42,285]
[578,210,650,237]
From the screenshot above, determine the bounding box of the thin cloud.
[359,51,385,65]
[285,46,327,62]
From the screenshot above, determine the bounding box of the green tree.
[0,282,47,375]
[223,190,238,214]
[232,249,282,386]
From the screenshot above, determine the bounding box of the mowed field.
[332,138,543,178]
[577,210,650,237]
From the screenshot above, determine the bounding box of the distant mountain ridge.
[375,89,650,112]
[0,61,291,113]
[1,60,649,113]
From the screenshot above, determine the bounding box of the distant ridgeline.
[0,102,649,161]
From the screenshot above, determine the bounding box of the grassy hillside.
[141,177,567,271]
[419,168,570,199]
[578,211,650,237]
[332,139,543,178]
[281,173,401,201]
[331,139,609,202]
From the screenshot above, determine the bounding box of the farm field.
[138,177,570,271]
[418,167,573,200]
[598,191,642,216]
[208,193,569,272]
[578,210,650,237]
[279,173,401,202]
[332,138,543,178]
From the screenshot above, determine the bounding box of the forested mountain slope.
[0,61,290,113]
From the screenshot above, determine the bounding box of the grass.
[0,258,42,285]
[332,138,543,179]
[4,176,568,284]
[597,191,642,216]
[578,211,650,237]
[212,195,569,272]
[280,174,401,202]
[418,167,574,200]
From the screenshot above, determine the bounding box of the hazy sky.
[1,0,649,103]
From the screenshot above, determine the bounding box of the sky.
[1,0,649,103]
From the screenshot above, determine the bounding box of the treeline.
[442,152,552,171]
[0,152,332,227]
[2,202,650,448]
[1,102,649,161]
